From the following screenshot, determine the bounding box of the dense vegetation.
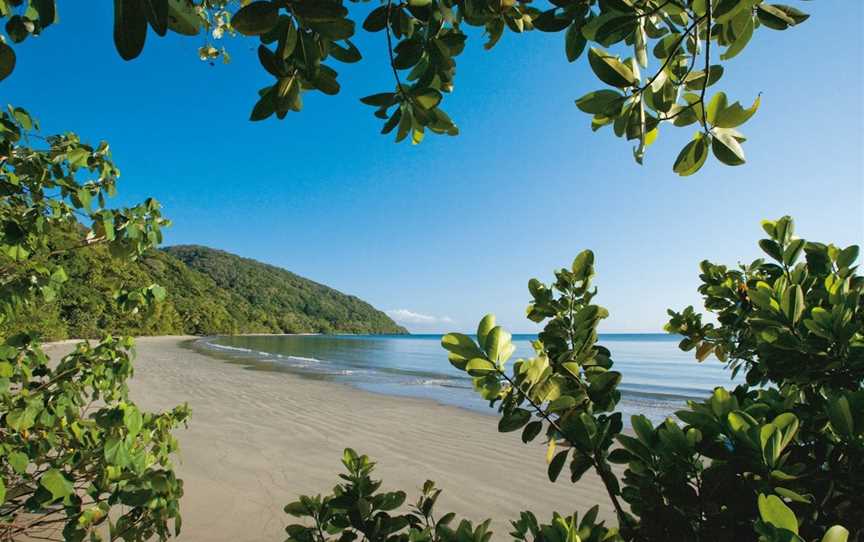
[288,217,860,542]
[164,245,407,335]
[3,242,405,340]
[0,2,853,541]
[0,107,188,540]
[0,0,810,174]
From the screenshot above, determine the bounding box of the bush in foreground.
[0,107,189,540]
[286,216,860,542]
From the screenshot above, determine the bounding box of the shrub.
[288,217,859,542]
[0,106,189,541]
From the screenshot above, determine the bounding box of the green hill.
[163,245,406,335]
[4,244,406,339]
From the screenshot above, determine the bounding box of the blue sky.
[5,3,862,333]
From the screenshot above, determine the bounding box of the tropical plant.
[0,0,811,174]
[283,448,611,542]
[290,216,860,542]
[0,106,190,541]
[0,242,407,341]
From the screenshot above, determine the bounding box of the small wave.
[415,378,472,390]
[206,343,254,354]
[288,355,319,362]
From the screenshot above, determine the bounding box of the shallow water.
[196,333,742,424]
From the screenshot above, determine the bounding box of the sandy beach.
[48,336,614,541]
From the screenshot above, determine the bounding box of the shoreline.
[46,336,616,542]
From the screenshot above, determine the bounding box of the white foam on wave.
[207,343,253,354]
[288,355,319,362]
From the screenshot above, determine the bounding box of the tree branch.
[384,0,410,102]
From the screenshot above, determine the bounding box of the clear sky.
[5,4,862,333]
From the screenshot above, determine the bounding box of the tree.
[0,0,810,175]
[0,107,189,540]
[287,216,860,542]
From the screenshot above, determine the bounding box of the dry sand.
[48,336,614,541]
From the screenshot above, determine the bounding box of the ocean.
[194,333,741,424]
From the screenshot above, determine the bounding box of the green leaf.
[309,18,354,40]
[722,14,754,60]
[565,21,587,62]
[9,451,28,474]
[706,92,727,125]
[231,1,280,36]
[414,89,442,110]
[360,93,397,107]
[587,47,637,88]
[477,314,495,352]
[328,39,361,63]
[68,148,90,167]
[363,6,388,32]
[631,415,655,445]
[0,477,4,505]
[827,396,854,436]
[714,95,760,128]
[143,0,168,36]
[393,39,424,70]
[571,250,595,280]
[292,1,348,23]
[836,245,859,269]
[673,132,709,176]
[775,487,810,504]
[547,450,568,482]
[575,90,623,116]
[166,0,200,35]
[124,405,144,437]
[821,526,849,542]
[780,284,804,324]
[711,131,746,166]
[588,370,621,394]
[0,41,16,82]
[7,408,36,431]
[441,333,483,362]
[684,65,724,91]
[714,0,750,24]
[759,239,783,262]
[499,409,531,432]
[521,420,543,443]
[76,188,93,210]
[284,501,308,517]
[783,239,805,266]
[113,0,148,61]
[484,326,513,363]
[41,469,74,502]
[465,358,496,376]
[757,493,799,534]
[104,436,131,468]
[757,4,809,30]
[250,91,275,121]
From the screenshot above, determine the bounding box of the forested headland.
[5,243,406,339]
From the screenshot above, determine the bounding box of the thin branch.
[698,2,712,133]
[384,0,410,102]
[494,366,631,529]
[638,14,707,93]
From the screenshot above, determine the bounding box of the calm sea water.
[195,334,741,424]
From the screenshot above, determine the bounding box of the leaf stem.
[638,13,707,93]
[698,3,712,133]
[384,0,409,101]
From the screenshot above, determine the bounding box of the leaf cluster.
[0,0,813,174]
[0,106,190,541]
[330,216,858,542]
[283,448,492,542]
[284,448,619,542]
